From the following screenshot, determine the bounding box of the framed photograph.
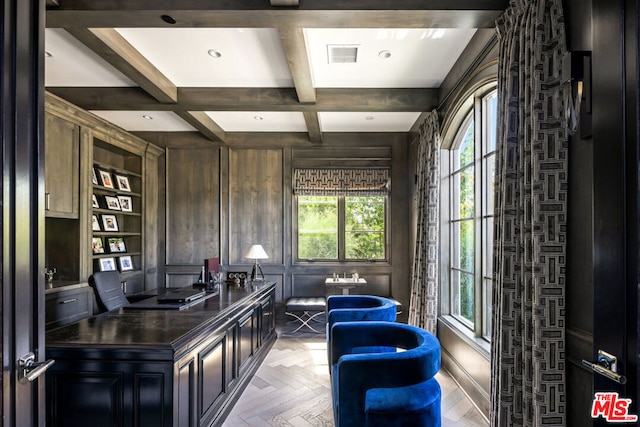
[118,195,132,212]
[101,214,119,231]
[92,214,101,231]
[118,255,134,272]
[92,167,99,185]
[115,174,131,192]
[98,170,114,188]
[92,194,100,208]
[98,257,117,272]
[92,237,105,254]
[104,195,121,211]
[107,237,126,253]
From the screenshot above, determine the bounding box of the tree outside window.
[297,195,386,261]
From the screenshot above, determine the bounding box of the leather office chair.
[89,270,130,312]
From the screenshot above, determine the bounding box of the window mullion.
[338,196,345,260]
[473,95,483,338]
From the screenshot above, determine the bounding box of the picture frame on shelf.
[92,167,99,185]
[115,174,131,192]
[101,214,119,232]
[92,237,105,254]
[118,255,134,272]
[92,194,100,208]
[98,257,117,272]
[118,195,132,212]
[92,214,101,231]
[104,195,121,210]
[107,237,126,253]
[98,169,114,188]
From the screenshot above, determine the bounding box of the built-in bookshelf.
[44,92,162,309]
[90,139,144,294]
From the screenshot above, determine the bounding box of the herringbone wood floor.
[223,312,489,426]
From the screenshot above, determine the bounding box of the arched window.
[447,88,497,340]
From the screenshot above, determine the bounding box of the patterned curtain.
[293,168,389,196]
[491,0,568,426]
[408,110,440,334]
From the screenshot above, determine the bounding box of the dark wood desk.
[46,281,276,427]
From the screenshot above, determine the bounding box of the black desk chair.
[89,271,130,312]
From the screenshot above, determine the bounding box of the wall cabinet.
[45,112,80,219]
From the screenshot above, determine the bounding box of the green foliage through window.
[297,195,386,260]
[298,196,337,259]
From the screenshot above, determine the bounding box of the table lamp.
[245,244,268,281]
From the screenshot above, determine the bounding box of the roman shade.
[293,168,389,196]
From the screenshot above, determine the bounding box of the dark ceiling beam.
[66,27,178,103]
[46,87,439,112]
[66,28,229,141]
[175,111,226,143]
[46,0,507,29]
[303,112,323,143]
[279,27,315,104]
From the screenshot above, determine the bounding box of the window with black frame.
[294,169,388,262]
[448,89,497,341]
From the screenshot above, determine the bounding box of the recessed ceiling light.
[207,49,222,58]
[161,15,177,25]
[365,116,375,120]
[142,115,154,120]
[254,115,264,121]
[44,51,53,58]
[378,50,392,59]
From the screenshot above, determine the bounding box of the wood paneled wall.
[164,148,220,287]
[228,149,283,265]
[157,133,411,312]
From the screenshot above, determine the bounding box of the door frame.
[1,0,46,425]
[592,0,639,424]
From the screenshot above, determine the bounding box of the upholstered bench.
[285,297,327,333]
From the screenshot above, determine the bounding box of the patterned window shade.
[293,169,390,196]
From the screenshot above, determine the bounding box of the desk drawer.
[46,287,93,329]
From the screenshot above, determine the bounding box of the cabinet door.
[45,113,79,218]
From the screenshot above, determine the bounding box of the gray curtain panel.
[490,0,569,426]
[408,110,440,334]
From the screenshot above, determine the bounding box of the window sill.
[439,315,491,357]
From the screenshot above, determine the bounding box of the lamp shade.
[244,244,269,260]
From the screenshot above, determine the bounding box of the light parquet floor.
[223,315,489,427]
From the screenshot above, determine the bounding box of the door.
[591,0,638,425]
[1,0,49,425]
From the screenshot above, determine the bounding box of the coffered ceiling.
[44,0,507,144]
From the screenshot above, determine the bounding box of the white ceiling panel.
[305,28,477,88]
[319,112,422,132]
[205,111,308,132]
[88,111,196,132]
[115,28,294,87]
[45,28,136,87]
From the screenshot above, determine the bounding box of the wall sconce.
[244,244,268,281]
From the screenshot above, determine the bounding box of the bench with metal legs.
[285,297,326,333]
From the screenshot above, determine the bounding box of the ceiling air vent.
[327,45,359,64]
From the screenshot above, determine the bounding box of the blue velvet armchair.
[330,321,441,427]
[326,295,398,364]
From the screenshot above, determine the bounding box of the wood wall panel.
[166,148,220,264]
[229,149,283,265]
